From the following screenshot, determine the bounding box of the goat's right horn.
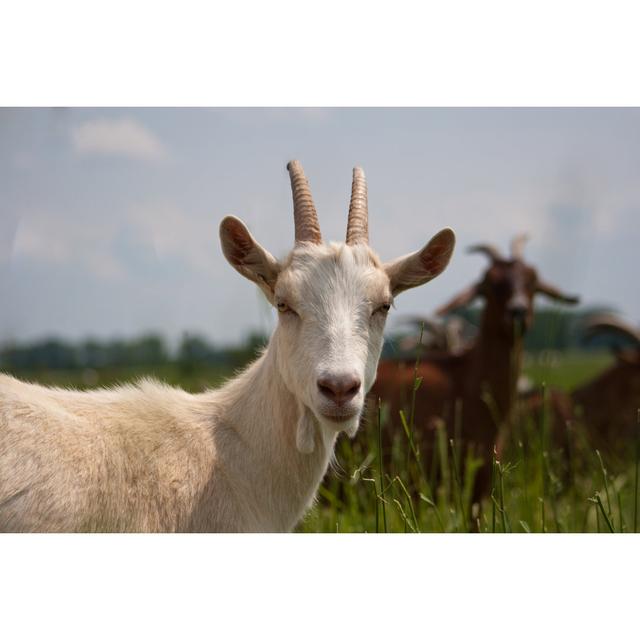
[467,244,503,261]
[287,160,322,245]
[346,166,369,245]
[585,315,640,346]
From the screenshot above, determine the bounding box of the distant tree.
[177,333,223,373]
[127,334,168,366]
[0,338,78,370]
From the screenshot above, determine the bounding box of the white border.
[1,0,640,105]
[1,534,637,639]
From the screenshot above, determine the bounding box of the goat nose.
[317,374,361,404]
[510,305,527,319]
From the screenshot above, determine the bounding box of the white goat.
[0,161,455,532]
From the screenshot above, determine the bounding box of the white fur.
[0,244,388,531]
[0,221,453,532]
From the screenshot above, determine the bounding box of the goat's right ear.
[220,216,281,303]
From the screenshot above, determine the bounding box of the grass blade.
[635,409,639,533]
[491,446,497,533]
[589,493,615,533]
[449,438,467,532]
[377,397,387,533]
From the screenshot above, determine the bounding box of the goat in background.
[572,315,640,456]
[371,234,579,499]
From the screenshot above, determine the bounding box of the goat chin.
[297,406,362,455]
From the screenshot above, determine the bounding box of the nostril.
[317,379,337,400]
[317,375,362,403]
[345,378,361,398]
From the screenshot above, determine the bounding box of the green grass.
[4,363,232,393]
[523,350,612,391]
[297,413,640,533]
[5,350,636,533]
[298,350,637,533]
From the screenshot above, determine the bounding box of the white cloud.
[10,207,127,279]
[127,202,218,273]
[71,117,168,161]
[9,200,217,283]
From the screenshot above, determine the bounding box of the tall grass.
[299,353,638,534]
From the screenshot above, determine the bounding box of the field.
[7,350,638,533]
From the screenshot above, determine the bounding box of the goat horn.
[346,166,368,245]
[585,314,640,346]
[510,233,529,260]
[287,160,322,244]
[467,244,503,261]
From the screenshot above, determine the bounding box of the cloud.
[8,200,216,284]
[71,117,168,161]
[9,207,127,280]
[126,202,219,273]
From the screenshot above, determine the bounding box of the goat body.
[571,351,640,455]
[0,351,334,532]
[373,312,521,497]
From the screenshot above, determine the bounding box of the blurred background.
[1,108,638,388]
[2,107,639,532]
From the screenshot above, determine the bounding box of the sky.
[1,108,639,346]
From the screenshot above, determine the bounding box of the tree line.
[0,307,618,373]
[0,332,268,372]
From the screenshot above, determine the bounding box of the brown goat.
[371,235,579,499]
[572,315,640,456]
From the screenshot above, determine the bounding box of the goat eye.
[373,303,391,316]
[277,301,297,316]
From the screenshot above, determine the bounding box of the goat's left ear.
[384,228,456,296]
[220,216,281,303]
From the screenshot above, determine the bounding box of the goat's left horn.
[287,160,322,245]
[510,233,529,260]
[346,166,369,245]
[467,244,503,261]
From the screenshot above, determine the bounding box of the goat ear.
[220,216,281,303]
[384,228,455,296]
[535,279,580,305]
[435,282,481,316]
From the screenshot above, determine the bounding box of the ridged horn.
[510,233,529,260]
[467,244,503,261]
[286,160,321,244]
[346,166,368,245]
